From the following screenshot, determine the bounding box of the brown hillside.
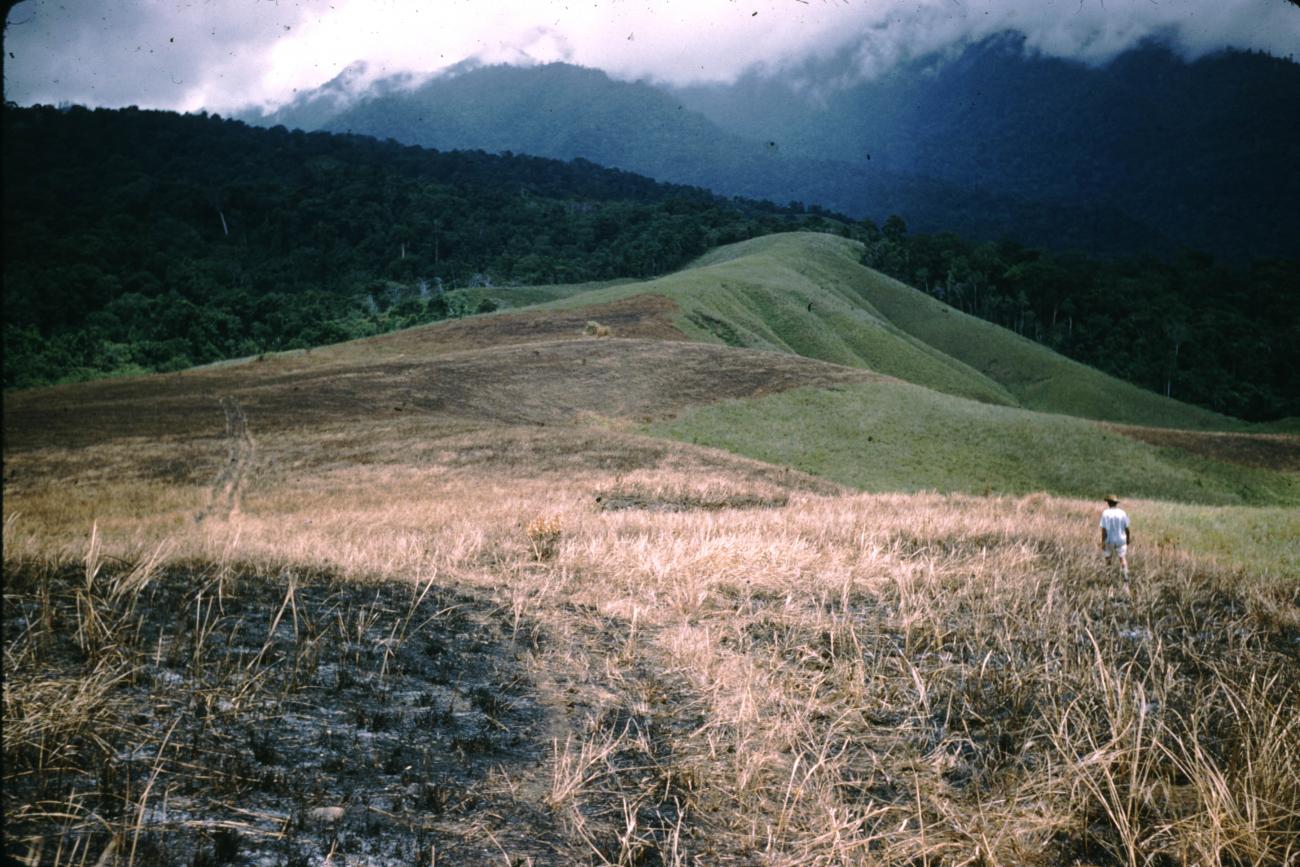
[3,336,882,452]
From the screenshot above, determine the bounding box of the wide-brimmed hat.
[1104,494,1119,505]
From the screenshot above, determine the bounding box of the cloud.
[4,0,1296,112]
[629,0,1300,85]
[4,0,315,110]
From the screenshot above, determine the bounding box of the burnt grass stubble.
[2,564,591,865]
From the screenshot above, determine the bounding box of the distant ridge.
[675,36,1300,262]
[242,36,1300,261]
[242,60,1170,258]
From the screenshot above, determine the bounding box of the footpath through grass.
[648,381,1300,508]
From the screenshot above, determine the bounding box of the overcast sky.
[5,0,1298,113]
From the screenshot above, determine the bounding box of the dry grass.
[4,308,1298,863]
[5,415,1298,864]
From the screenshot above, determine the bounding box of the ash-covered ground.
[4,566,568,865]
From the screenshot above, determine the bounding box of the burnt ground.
[1106,423,1300,471]
[3,566,582,865]
[3,292,683,452]
[2,337,882,452]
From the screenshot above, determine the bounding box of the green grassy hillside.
[1258,417,1300,434]
[537,233,1242,431]
[648,382,1299,506]
[177,229,1288,507]
[839,259,1245,429]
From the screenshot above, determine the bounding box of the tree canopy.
[860,221,1299,421]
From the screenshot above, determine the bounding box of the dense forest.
[3,105,1297,421]
[860,219,1300,422]
[2,105,808,387]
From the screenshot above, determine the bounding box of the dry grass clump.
[527,515,565,561]
[5,423,1298,864]
[583,320,613,337]
[594,474,789,513]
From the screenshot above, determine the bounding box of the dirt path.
[195,397,257,523]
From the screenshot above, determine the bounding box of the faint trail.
[195,397,256,523]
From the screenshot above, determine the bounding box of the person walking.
[1099,495,1130,579]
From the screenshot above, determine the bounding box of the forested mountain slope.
[1,104,811,387]
[246,61,1168,257]
[4,106,1294,422]
[246,39,1300,261]
[676,36,1300,262]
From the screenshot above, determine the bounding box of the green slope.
[546,232,1241,431]
[647,382,1299,507]
[839,260,1242,429]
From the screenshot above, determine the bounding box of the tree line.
[860,217,1299,421]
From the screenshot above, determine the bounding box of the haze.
[5,0,1297,114]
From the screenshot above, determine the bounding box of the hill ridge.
[242,60,1173,257]
[523,232,1238,431]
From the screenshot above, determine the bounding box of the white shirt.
[1100,507,1130,546]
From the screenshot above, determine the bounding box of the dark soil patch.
[1106,424,1300,471]
[594,484,788,513]
[2,566,565,865]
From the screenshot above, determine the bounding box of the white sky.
[4,0,1298,112]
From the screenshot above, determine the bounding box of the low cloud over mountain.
[242,36,1300,262]
[6,0,1297,112]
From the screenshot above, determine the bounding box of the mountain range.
[243,35,1300,262]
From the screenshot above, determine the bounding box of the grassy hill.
[7,230,1294,510]
[531,233,1243,431]
[427,231,1292,506]
[4,230,1298,864]
[649,382,1298,506]
[11,230,1281,509]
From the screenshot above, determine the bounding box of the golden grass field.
[4,290,1299,865]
